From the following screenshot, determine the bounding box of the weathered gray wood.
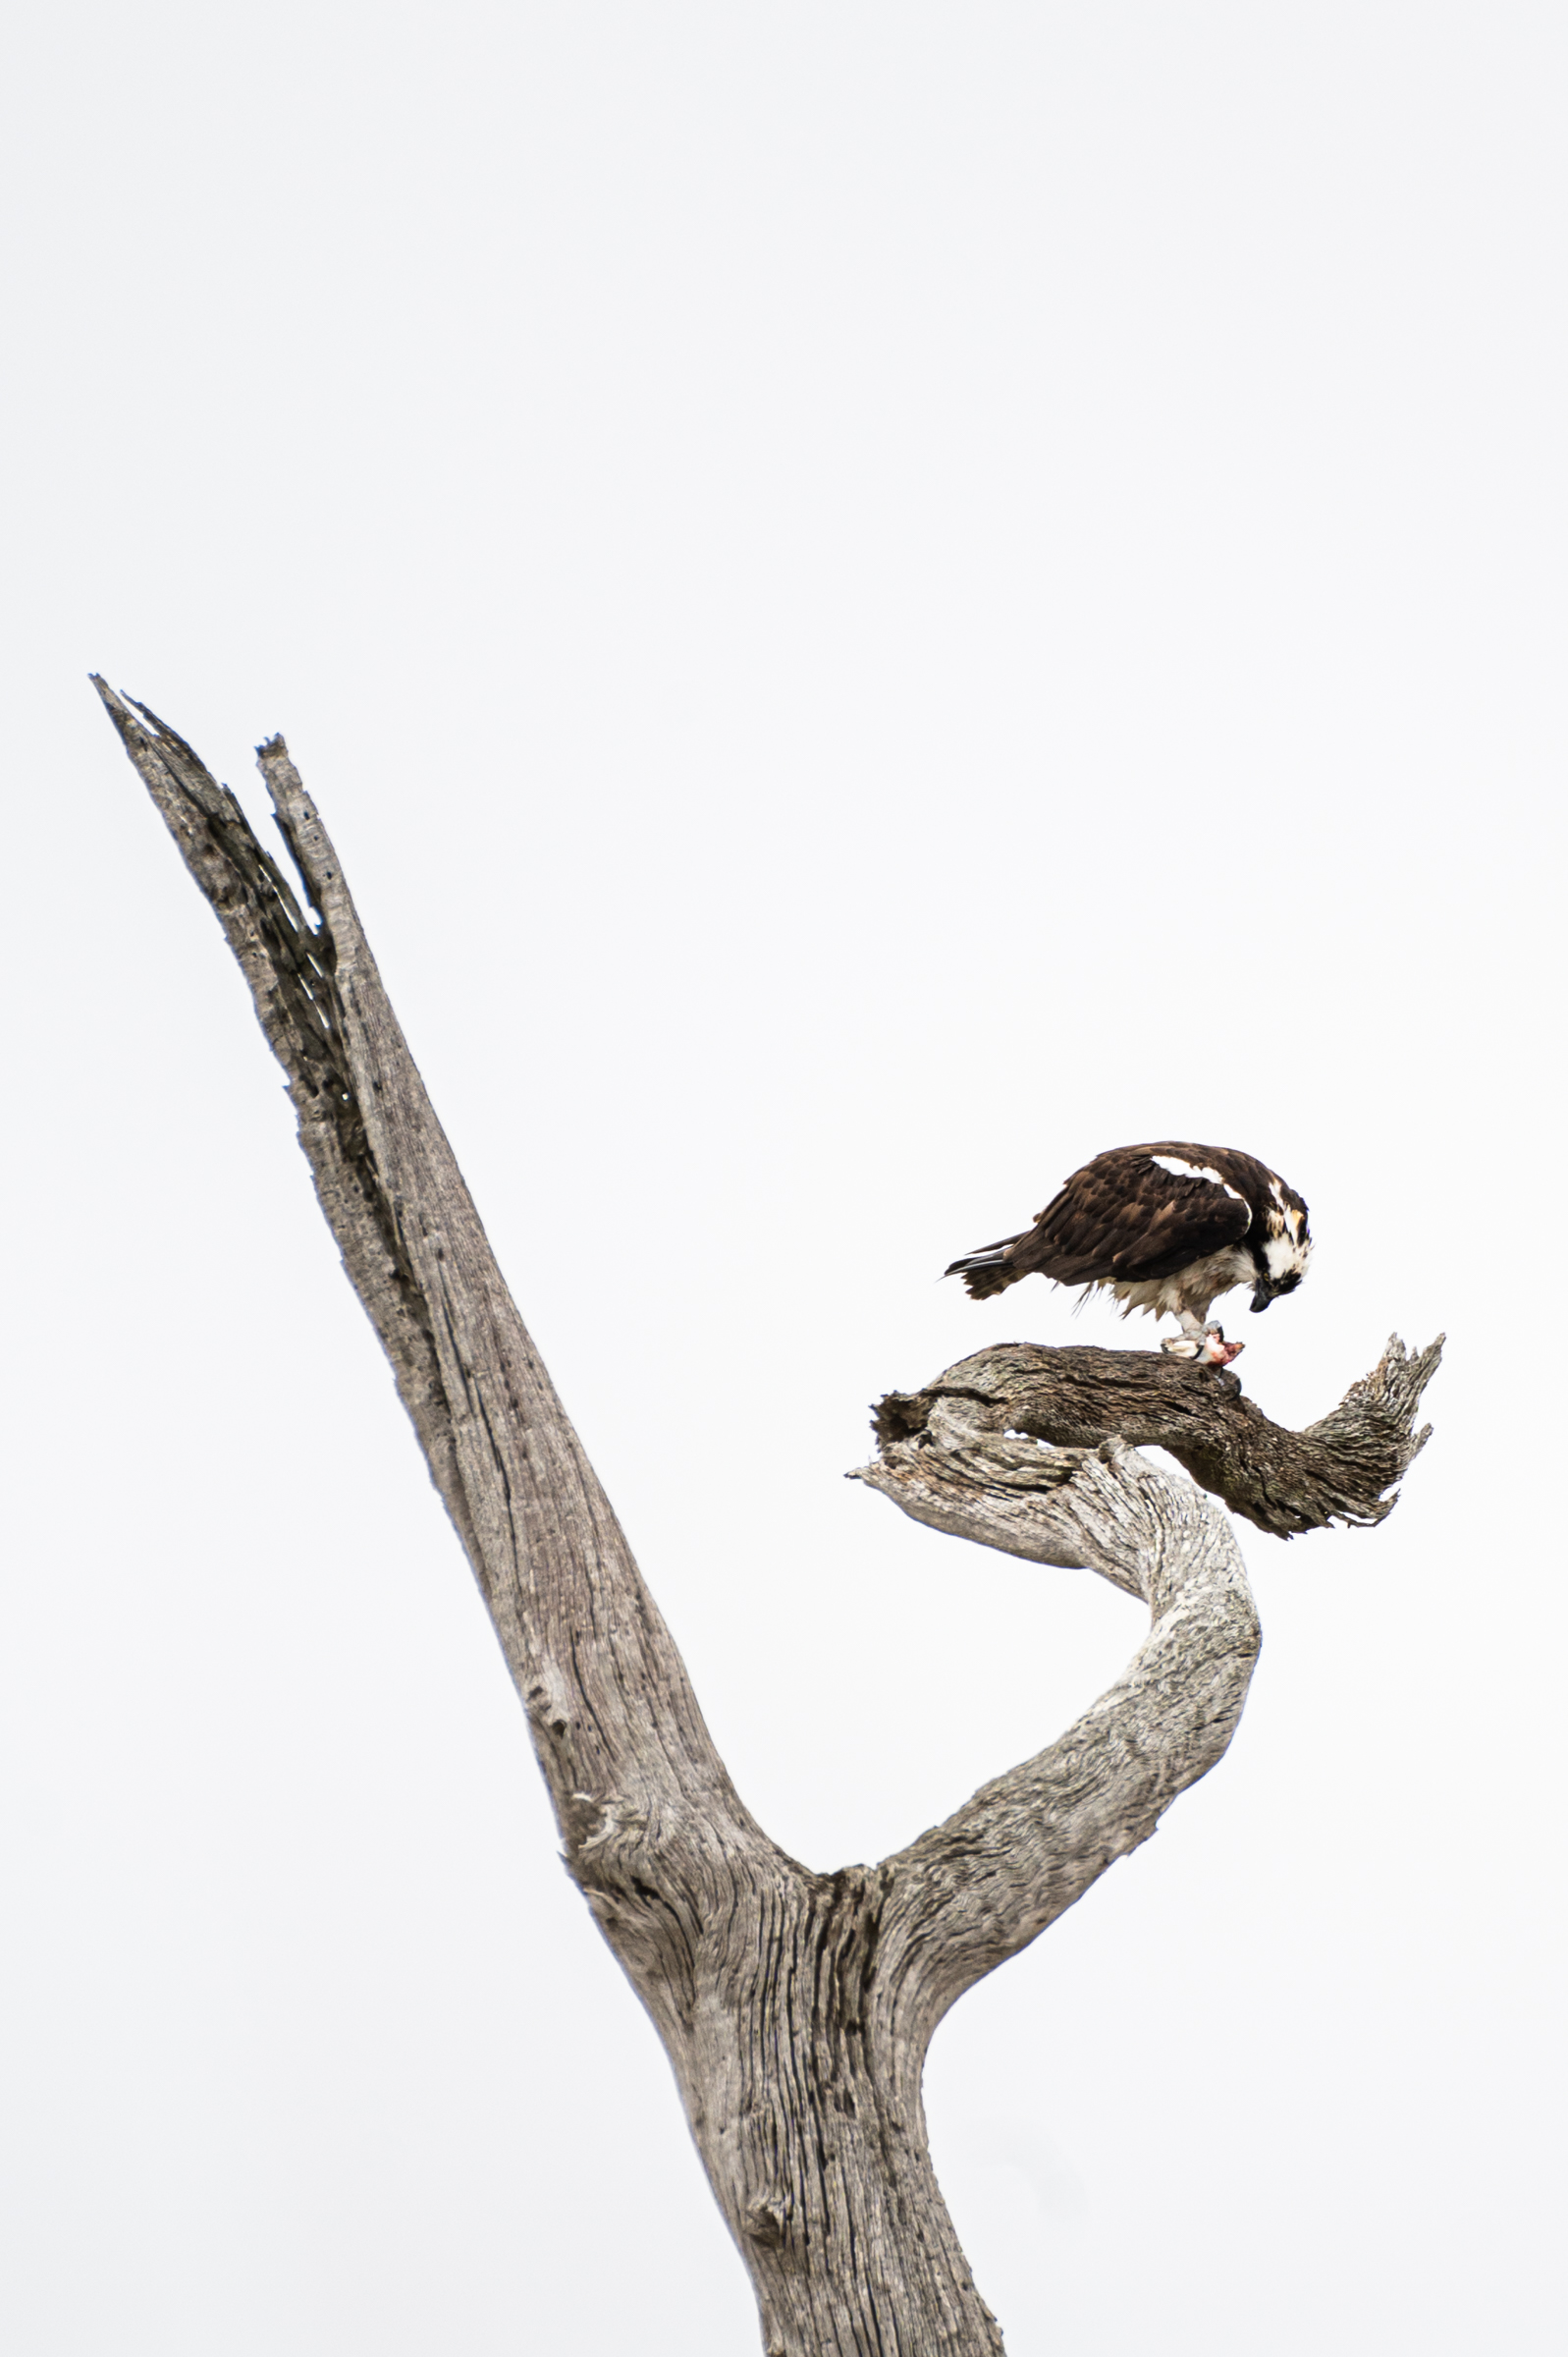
[94,682,1429,2354]
[868,1336,1441,1542]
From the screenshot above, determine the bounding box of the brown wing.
[1009,1142,1254,1286]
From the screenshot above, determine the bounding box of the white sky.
[2,5,1563,2350]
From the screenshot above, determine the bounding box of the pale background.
[2,6,1562,2350]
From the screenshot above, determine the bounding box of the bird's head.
[1249,1211,1313,1312]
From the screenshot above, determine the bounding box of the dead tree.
[94,681,1439,2356]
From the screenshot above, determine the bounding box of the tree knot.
[743,2193,788,2248]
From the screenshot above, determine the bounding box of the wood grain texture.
[94,683,1430,2353]
[868,1336,1441,1542]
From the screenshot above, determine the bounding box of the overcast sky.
[2,5,1563,2351]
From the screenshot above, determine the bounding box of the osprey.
[945,1141,1313,1366]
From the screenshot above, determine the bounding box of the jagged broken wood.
[94,681,1434,2357]
[864,1334,1442,1554]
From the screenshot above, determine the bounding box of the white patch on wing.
[1150,1153,1248,1210]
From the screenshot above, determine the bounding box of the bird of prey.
[944,1141,1313,1365]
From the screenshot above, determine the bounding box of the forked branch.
[95,681,1433,2356]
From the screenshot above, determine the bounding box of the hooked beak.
[1250,1287,1274,1313]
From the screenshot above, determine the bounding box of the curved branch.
[854,1414,1260,2037]
[869,1334,1441,1539]
[851,1332,1439,2023]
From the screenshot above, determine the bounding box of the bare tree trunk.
[93,683,1439,2354]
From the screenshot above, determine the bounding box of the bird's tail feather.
[943,1234,1027,1301]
